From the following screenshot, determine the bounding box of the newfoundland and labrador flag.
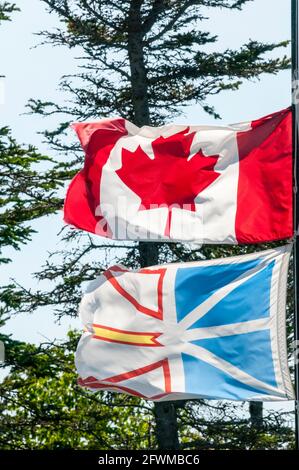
[65,108,293,244]
[76,246,294,401]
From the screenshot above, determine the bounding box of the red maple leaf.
[116,128,220,236]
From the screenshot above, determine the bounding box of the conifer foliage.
[0,0,295,449]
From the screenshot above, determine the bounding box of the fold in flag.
[76,246,294,401]
[65,108,293,244]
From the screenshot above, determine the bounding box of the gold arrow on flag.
[92,323,162,347]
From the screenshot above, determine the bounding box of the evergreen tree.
[0,2,71,263]
[0,3,79,447]
[0,128,70,264]
[1,0,295,449]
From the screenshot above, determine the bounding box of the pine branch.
[146,1,199,43]
[142,0,167,34]
[0,2,19,22]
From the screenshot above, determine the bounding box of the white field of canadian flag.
[64,108,293,244]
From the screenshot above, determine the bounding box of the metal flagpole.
[291,0,299,451]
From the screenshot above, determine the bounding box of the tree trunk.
[127,1,150,127]
[249,401,263,430]
[154,402,180,450]
[127,1,179,450]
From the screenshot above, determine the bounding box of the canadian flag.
[64,108,293,244]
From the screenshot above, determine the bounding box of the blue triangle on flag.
[182,352,271,400]
[191,328,277,388]
[175,258,263,323]
[188,261,274,329]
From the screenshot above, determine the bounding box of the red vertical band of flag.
[236,108,293,243]
[64,118,127,236]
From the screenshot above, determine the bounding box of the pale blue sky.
[0,0,293,348]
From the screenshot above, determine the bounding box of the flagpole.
[291,0,299,451]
